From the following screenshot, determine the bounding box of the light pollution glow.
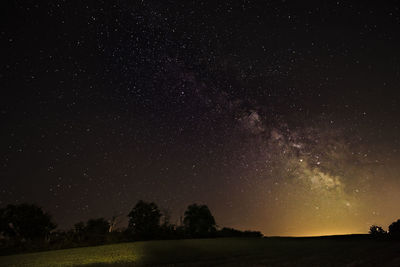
[210,108,400,236]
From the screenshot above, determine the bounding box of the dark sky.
[1,1,400,236]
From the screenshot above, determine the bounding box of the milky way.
[1,1,400,235]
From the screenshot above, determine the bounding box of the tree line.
[0,201,262,254]
[369,220,400,239]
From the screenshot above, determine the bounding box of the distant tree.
[183,204,216,237]
[0,203,56,241]
[70,218,109,245]
[243,230,263,238]
[174,225,186,239]
[49,229,75,249]
[158,207,176,239]
[128,200,161,239]
[369,225,387,237]
[85,218,109,243]
[388,219,400,238]
[160,207,171,227]
[217,227,263,238]
[73,221,85,242]
[108,215,123,233]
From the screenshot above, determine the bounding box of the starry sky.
[1,1,400,236]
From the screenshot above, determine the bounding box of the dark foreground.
[1,236,400,266]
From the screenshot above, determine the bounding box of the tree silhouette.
[218,227,263,238]
[128,200,161,239]
[73,221,85,242]
[85,218,109,244]
[183,204,216,237]
[108,215,123,233]
[388,219,400,238]
[369,225,386,237]
[0,203,56,241]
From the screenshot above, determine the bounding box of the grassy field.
[1,237,400,266]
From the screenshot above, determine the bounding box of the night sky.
[1,1,400,236]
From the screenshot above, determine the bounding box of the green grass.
[1,237,400,266]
